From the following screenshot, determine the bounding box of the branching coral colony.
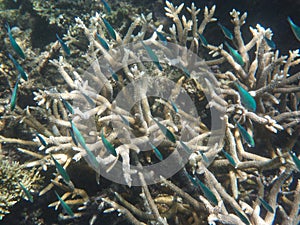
[1,1,300,224]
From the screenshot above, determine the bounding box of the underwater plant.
[0,0,299,224]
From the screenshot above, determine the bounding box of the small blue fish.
[233,81,256,112]
[108,66,119,81]
[61,98,74,114]
[259,197,274,213]
[170,100,178,113]
[156,30,167,45]
[70,121,87,149]
[180,141,208,162]
[102,17,116,40]
[187,174,198,187]
[232,207,250,225]
[199,150,209,163]
[101,130,117,156]
[152,118,176,143]
[56,34,70,56]
[82,93,95,106]
[10,76,20,111]
[236,122,255,148]
[120,115,130,126]
[290,152,300,171]
[96,33,110,51]
[180,140,193,154]
[8,53,28,81]
[70,121,99,168]
[224,41,244,66]
[264,37,276,49]
[221,149,236,168]
[195,178,218,205]
[141,41,163,71]
[149,142,163,161]
[69,128,78,146]
[54,191,74,217]
[5,23,25,59]
[51,154,71,184]
[101,0,111,14]
[36,133,48,147]
[218,22,233,40]
[197,32,208,47]
[287,17,300,41]
[18,181,33,203]
[178,62,190,78]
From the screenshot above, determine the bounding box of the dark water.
[172,0,300,54]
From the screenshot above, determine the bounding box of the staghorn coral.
[0,0,299,224]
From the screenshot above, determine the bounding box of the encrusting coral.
[0,0,299,224]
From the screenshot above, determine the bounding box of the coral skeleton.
[0,0,299,224]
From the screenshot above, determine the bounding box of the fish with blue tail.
[149,142,163,161]
[96,33,110,51]
[120,115,130,126]
[218,22,233,40]
[141,41,163,71]
[61,98,74,114]
[50,154,71,185]
[186,174,198,187]
[264,36,276,49]
[180,141,208,162]
[10,75,20,111]
[224,41,244,66]
[170,100,178,113]
[69,128,78,146]
[18,181,33,203]
[54,191,74,217]
[56,34,70,56]
[197,32,208,47]
[36,133,48,147]
[70,120,88,149]
[5,23,25,59]
[199,150,209,163]
[178,62,190,78]
[101,130,117,157]
[236,121,255,147]
[287,17,300,41]
[233,81,256,112]
[8,53,28,81]
[259,197,274,213]
[194,177,218,205]
[152,117,176,143]
[82,93,95,107]
[232,207,250,225]
[155,30,167,45]
[108,66,119,81]
[101,0,111,14]
[221,149,237,168]
[180,140,193,154]
[102,17,116,40]
[70,121,99,168]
